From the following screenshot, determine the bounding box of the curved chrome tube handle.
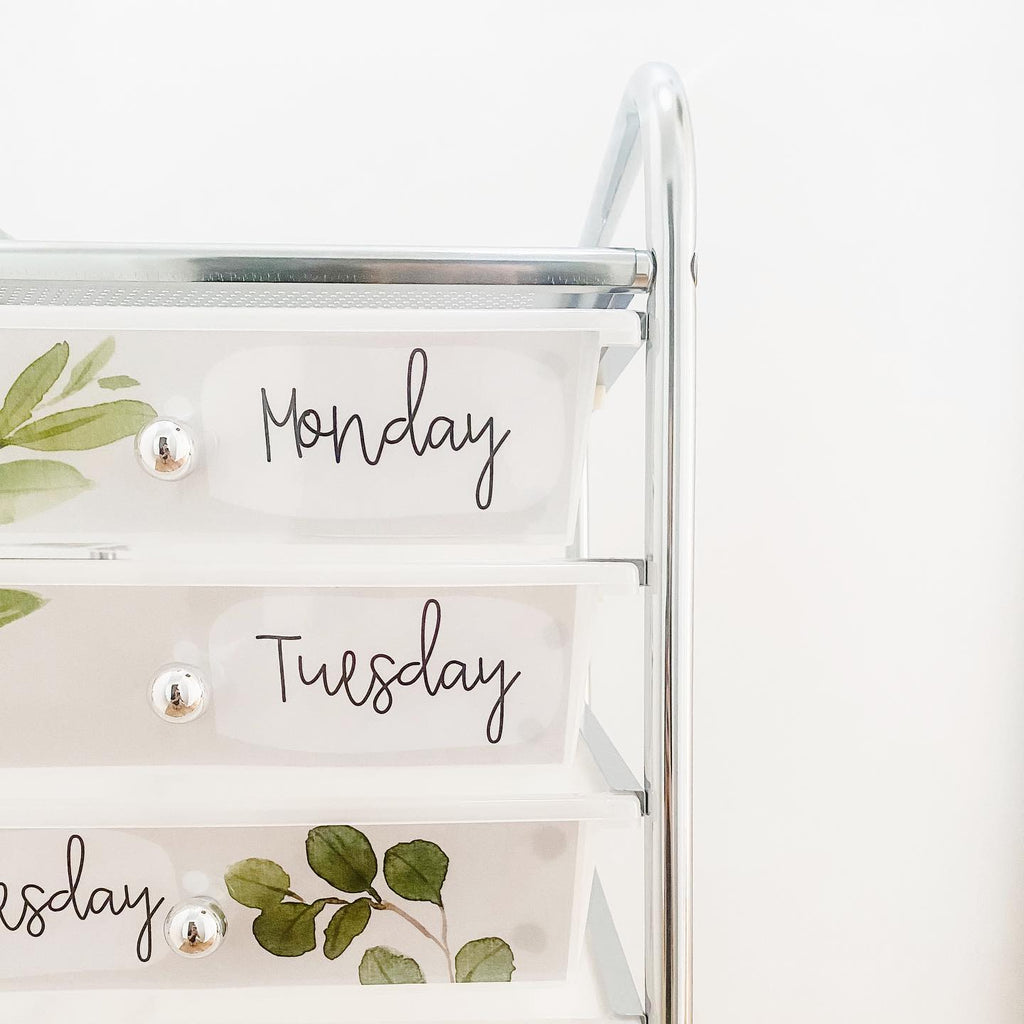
[582,62,697,1024]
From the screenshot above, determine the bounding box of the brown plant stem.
[285,893,350,906]
[439,904,454,982]
[373,900,454,982]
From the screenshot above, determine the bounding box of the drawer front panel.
[0,821,583,989]
[0,309,635,546]
[0,581,597,767]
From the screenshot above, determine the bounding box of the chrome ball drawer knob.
[135,417,196,480]
[164,897,227,958]
[149,663,208,723]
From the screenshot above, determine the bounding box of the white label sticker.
[201,341,573,522]
[0,831,175,979]
[209,589,576,760]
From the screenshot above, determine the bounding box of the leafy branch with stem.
[225,825,515,985]
[0,335,153,631]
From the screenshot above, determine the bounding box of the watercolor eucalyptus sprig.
[226,826,515,985]
[0,336,154,630]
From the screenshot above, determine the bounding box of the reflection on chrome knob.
[149,663,208,723]
[164,897,227,958]
[135,417,196,480]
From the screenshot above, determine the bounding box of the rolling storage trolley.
[0,64,695,1024]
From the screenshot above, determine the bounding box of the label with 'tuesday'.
[208,588,578,762]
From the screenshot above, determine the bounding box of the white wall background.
[1,1,1022,1021]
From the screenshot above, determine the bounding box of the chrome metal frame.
[582,64,697,1024]
[0,242,652,291]
[0,62,695,1024]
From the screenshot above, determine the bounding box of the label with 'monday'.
[201,338,584,527]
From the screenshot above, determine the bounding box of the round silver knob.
[164,897,227,958]
[135,418,196,480]
[149,663,208,723]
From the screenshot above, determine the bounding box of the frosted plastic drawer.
[0,560,636,768]
[0,818,600,1004]
[0,307,639,550]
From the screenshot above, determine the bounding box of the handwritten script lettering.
[256,598,521,744]
[0,834,165,964]
[261,348,511,510]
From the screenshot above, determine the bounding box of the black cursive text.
[0,834,165,963]
[256,598,520,744]
[261,348,511,510]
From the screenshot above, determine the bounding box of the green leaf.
[383,840,449,906]
[1,400,156,452]
[0,589,47,630]
[358,946,426,985]
[225,858,298,910]
[97,375,139,391]
[323,897,372,960]
[0,342,69,437]
[251,900,328,957]
[0,459,92,524]
[54,336,115,402]
[455,937,516,982]
[306,825,379,898]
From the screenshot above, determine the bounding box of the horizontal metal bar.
[0,242,653,292]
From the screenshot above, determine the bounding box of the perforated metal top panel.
[0,282,596,309]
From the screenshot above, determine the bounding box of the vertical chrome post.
[582,64,696,1024]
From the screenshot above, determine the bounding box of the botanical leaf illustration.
[0,342,69,437]
[0,589,47,630]
[383,840,449,906]
[53,336,115,402]
[306,825,380,898]
[228,825,514,981]
[98,375,139,391]
[358,946,426,985]
[0,459,92,524]
[0,339,152,525]
[252,899,329,957]
[1,400,156,452]
[324,898,372,960]
[225,858,298,910]
[455,937,516,982]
